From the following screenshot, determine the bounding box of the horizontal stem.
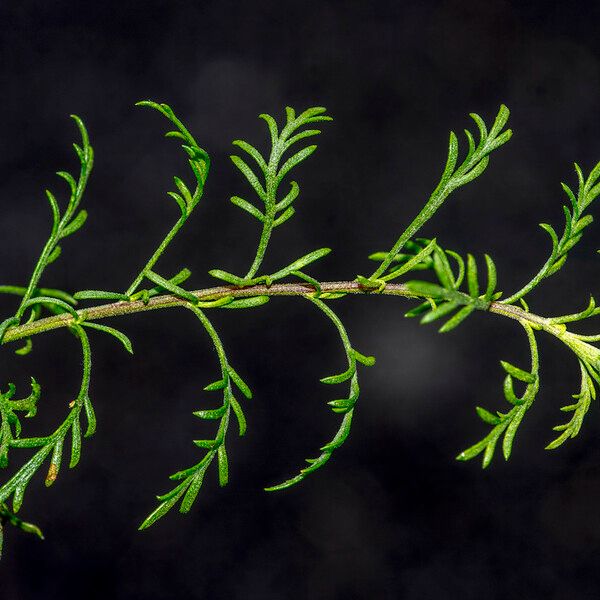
[1,281,551,345]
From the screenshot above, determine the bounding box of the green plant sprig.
[209,106,332,287]
[457,321,539,466]
[265,296,375,492]
[0,115,92,356]
[0,323,95,513]
[364,104,511,287]
[140,304,251,529]
[502,162,600,304]
[4,100,600,557]
[123,102,210,302]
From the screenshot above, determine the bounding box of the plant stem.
[244,207,275,279]
[0,281,561,345]
[243,151,279,280]
[125,216,187,296]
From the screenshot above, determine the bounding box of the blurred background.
[2,1,600,598]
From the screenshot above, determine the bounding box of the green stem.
[244,153,279,280]
[370,192,456,280]
[15,147,93,320]
[125,216,187,296]
[501,250,558,305]
[0,280,563,345]
[188,305,228,371]
[244,209,275,279]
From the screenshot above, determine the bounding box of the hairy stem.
[1,281,560,345]
[243,147,279,279]
[244,206,275,279]
[125,215,187,296]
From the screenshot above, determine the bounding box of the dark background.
[2,1,600,598]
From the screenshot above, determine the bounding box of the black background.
[3,1,600,598]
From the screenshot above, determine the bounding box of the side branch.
[1,281,548,344]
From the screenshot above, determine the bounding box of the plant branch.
[0,280,560,345]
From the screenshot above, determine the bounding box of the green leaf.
[173,176,193,207]
[440,131,459,186]
[60,209,88,238]
[489,104,510,138]
[217,445,228,487]
[14,339,33,356]
[139,485,187,530]
[484,254,497,300]
[56,170,77,196]
[74,290,130,301]
[82,322,133,354]
[476,406,501,426]
[230,196,265,222]
[353,350,376,367]
[467,254,479,297]
[69,418,81,469]
[208,270,250,286]
[45,190,60,235]
[167,191,187,217]
[232,139,267,174]
[230,155,266,200]
[203,379,227,391]
[404,301,433,318]
[438,304,475,333]
[320,365,355,385]
[381,238,437,282]
[221,296,270,309]
[180,472,205,513]
[47,245,62,265]
[420,301,459,324]
[503,375,522,406]
[404,280,447,299]
[230,396,247,436]
[228,367,252,399]
[502,409,526,460]
[469,111,488,142]
[273,206,295,227]
[193,439,216,449]
[193,407,226,420]
[269,248,331,281]
[432,246,455,289]
[142,270,197,304]
[277,145,317,182]
[259,113,279,146]
[283,129,321,151]
[500,361,536,383]
[276,181,300,211]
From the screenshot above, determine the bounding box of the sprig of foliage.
[457,322,539,466]
[0,118,106,546]
[265,297,375,491]
[0,324,95,511]
[370,238,500,332]
[124,101,211,302]
[140,305,251,529]
[546,360,595,450]
[503,162,600,304]
[5,99,600,558]
[0,115,92,354]
[449,161,600,465]
[365,105,511,285]
[209,105,332,286]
